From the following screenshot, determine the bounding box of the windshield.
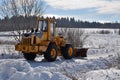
[38,20,47,32]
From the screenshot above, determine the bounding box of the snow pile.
[0,42,120,80]
[0,60,71,80]
[55,55,118,79]
[0,54,118,80]
[85,68,120,80]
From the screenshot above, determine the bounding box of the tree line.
[55,17,120,29]
[0,16,120,31]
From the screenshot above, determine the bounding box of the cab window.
[38,20,47,32]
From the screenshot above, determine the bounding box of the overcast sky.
[44,0,120,23]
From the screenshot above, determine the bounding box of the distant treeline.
[0,16,120,31]
[55,17,120,29]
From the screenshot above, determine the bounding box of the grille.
[22,38,31,45]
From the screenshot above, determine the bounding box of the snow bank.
[0,60,71,80]
[0,54,117,80]
[0,60,31,80]
[0,44,119,80]
[54,55,118,79]
[85,68,120,80]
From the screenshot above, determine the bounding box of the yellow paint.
[39,46,48,52]
[51,49,56,58]
[68,47,73,56]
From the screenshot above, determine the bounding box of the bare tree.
[57,28,88,48]
[0,0,46,18]
[0,0,47,42]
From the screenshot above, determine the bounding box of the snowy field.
[0,29,120,80]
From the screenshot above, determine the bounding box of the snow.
[0,30,120,80]
[85,68,120,80]
[0,60,72,80]
[0,54,119,80]
[84,34,120,48]
[0,55,119,80]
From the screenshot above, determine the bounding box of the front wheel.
[44,44,58,62]
[61,44,74,59]
[23,53,36,60]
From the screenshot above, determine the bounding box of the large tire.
[44,44,58,62]
[61,44,74,59]
[23,53,36,60]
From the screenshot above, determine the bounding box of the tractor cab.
[34,17,56,40]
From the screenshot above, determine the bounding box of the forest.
[0,16,120,31]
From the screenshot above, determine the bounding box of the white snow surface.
[0,55,119,80]
[0,60,72,80]
[1,30,120,80]
[85,68,120,80]
[0,50,119,80]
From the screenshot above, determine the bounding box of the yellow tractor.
[15,17,87,61]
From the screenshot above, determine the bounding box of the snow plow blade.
[74,48,88,57]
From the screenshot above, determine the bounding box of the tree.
[0,0,47,42]
[58,28,88,48]
[0,0,46,18]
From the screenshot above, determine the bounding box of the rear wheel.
[44,44,58,62]
[61,44,74,59]
[23,53,36,60]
